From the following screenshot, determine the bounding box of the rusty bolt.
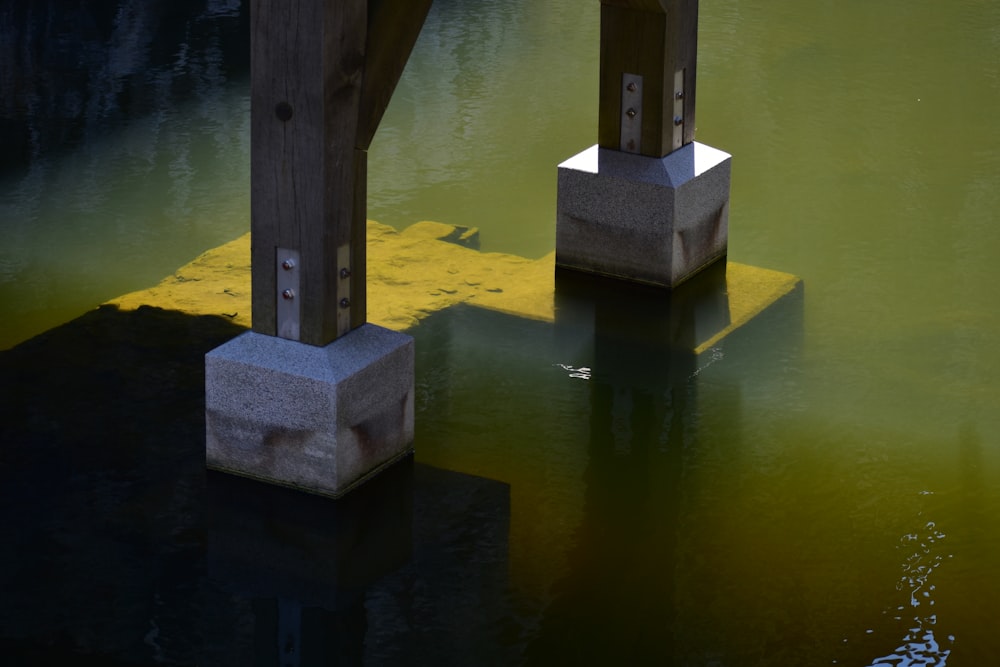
[626,82,637,93]
[281,289,295,300]
[674,116,683,126]
[281,259,295,271]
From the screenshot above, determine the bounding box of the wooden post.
[250,0,431,347]
[557,0,728,289]
[598,0,698,158]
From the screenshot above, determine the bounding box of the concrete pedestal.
[205,324,414,498]
[556,142,732,288]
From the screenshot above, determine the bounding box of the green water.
[3,0,1000,663]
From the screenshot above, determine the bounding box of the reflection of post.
[598,0,698,156]
[205,0,431,498]
[529,273,708,660]
[277,598,303,667]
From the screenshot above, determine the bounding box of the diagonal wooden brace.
[598,0,698,158]
[250,0,432,346]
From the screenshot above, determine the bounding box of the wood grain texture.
[601,0,673,11]
[250,0,365,345]
[677,0,698,148]
[598,0,698,157]
[357,0,434,149]
[349,148,367,332]
[599,5,667,156]
[251,0,432,345]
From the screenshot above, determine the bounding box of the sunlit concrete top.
[558,142,732,188]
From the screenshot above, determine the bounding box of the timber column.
[204,0,431,498]
[556,0,732,288]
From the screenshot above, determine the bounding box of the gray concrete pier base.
[556,142,732,288]
[205,324,414,498]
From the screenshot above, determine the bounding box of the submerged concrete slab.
[107,219,799,351]
[556,142,731,288]
[205,324,414,498]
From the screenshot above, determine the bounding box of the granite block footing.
[205,324,414,498]
[556,142,732,288]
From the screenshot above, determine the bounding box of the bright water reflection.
[2,0,1000,664]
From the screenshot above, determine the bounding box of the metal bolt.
[281,259,295,270]
[626,82,637,93]
[675,90,684,100]
[674,116,683,126]
[339,298,351,309]
[281,289,295,300]
[339,267,351,279]
[626,107,637,119]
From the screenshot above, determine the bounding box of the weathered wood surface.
[598,0,698,157]
[600,0,674,9]
[251,0,431,346]
[359,0,434,149]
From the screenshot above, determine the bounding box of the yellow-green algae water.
[2,0,1000,663]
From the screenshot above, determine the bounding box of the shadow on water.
[0,306,518,665]
[0,305,245,663]
[0,262,809,664]
[0,0,253,350]
[0,0,250,174]
[406,263,807,664]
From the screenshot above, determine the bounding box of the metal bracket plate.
[276,247,300,341]
[672,69,685,151]
[336,243,351,337]
[620,73,643,154]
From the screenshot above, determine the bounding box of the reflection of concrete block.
[556,142,731,288]
[364,464,514,663]
[206,458,413,609]
[205,324,414,498]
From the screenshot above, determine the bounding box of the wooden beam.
[250,0,366,346]
[250,0,433,346]
[598,0,698,157]
[357,0,434,150]
[677,0,698,148]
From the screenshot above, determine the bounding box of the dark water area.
[4,0,1000,664]
[0,0,251,350]
[0,306,516,665]
[0,279,803,665]
[0,0,248,176]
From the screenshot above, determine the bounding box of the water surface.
[2,0,999,664]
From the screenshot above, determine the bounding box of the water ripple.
[867,507,955,666]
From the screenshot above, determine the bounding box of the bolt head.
[281,289,295,300]
[281,259,295,270]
